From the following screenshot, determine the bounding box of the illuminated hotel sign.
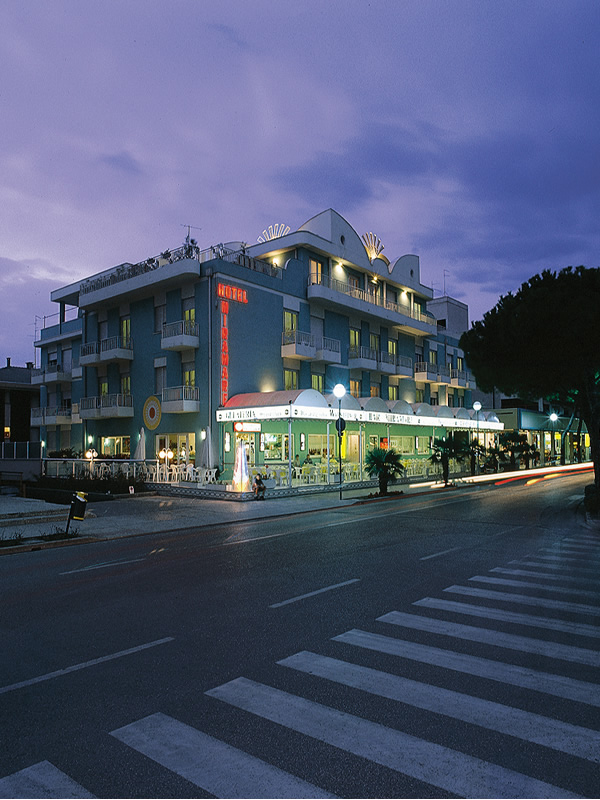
[218,283,248,406]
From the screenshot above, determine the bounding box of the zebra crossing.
[2,532,599,798]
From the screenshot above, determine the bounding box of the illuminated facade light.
[257,223,291,243]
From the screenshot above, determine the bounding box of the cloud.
[97,151,143,175]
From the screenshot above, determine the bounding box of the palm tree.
[364,447,405,495]
[429,434,468,486]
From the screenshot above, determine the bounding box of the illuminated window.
[388,339,397,357]
[370,384,380,397]
[429,349,437,365]
[284,369,298,390]
[183,367,196,387]
[283,310,298,333]
[369,333,380,352]
[101,435,130,457]
[99,378,109,396]
[391,436,415,454]
[388,384,398,401]
[309,258,322,284]
[349,328,360,349]
[120,374,131,395]
[121,316,131,346]
[350,379,360,398]
[183,297,195,325]
[457,356,464,371]
[415,388,425,403]
[311,373,324,393]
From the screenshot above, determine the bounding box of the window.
[183,367,196,387]
[154,304,166,333]
[429,349,437,365]
[416,436,430,454]
[121,316,131,345]
[349,327,360,349]
[348,275,360,294]
[120,374,131,395]
[388,384,398,401]
[101,436,130,457]
[457,356,464,371]
[388,339,397,357]
[369,333,380,352]
[447,393,455,407]
[391,436,414,454]
[183,297,195,325]
[350,379,360,398]
[370,384,380,397]
[284,310,298,333]
[155,366,166,394]
[309,258,322,284]
[415,388,425,403]
[308,434,335,459]
[99,378,109,396]
[284,369,298,390]
[311,373,324,393]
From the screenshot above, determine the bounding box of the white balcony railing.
[163,320,199,339]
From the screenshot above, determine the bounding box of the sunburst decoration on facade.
[362,232,390,265]
[257,223,291,243]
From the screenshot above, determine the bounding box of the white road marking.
[0,638,174,696]
[468,574,600,598]
[0,760,95,798]
[413,596,600,638]
[269,578,360,608]
[445,584,600,617]
[60,558,146,575]
[491,567,597,584]
[510,560,599,575]
[419,546,463,561]
[333,628,600,706]
[379,610,600,666]
[279,650,600,762]
[112,712,333,799]
[206,677,577,798]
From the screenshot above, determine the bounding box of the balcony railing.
[162,385,200,403]
[349,346,378,362]
[80,394,133,419]
[308,275,436,326]
[163,320,199,339]
[282,330,314,347]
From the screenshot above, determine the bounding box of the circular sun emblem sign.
[143,396,162,430]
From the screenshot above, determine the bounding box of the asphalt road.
[0,471,598,798]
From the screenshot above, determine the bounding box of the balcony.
[30,406,72,426]
[377,351,397,375]
[451,369,468,388]
[31,364,72,385]
[307,275,437,336]
[348,345,378,371]
[395,354,413,379]
[162,385,201,414]
[80,336,134,365]
[414,361,439,383]
[281,330,316,360]
[314,336,341,365]
[161,319,200,351]
[80,394,134,419]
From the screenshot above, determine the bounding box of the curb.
[0,536,97,555]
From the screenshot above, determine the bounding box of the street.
[0,471,598,798]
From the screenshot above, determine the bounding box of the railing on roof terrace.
[308,275,435,325]
[79,242,281,296]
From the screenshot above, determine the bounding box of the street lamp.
[549,412,558,464]
[333,383,346,500]
[473,401,482,474]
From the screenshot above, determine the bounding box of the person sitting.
[253,473,266,500]
[303,454,313,465]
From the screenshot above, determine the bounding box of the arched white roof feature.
[357,396,389,412]
[325,392,361,410]
[387,399,414,415]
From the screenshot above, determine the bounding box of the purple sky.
[2,0,599,366]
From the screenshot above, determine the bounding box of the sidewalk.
[0,462,594,552]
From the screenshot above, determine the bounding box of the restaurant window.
[263,433,291,462]
[309,258,323,284]
[284,369,298,390]
[350,379,360,398]
[101,435,131,457]
[391,436,414,455]
[416,436,430,454]
[388,384,398,401]
[311,373,324,393]
[307,434,336,459]
[283,310,298,333]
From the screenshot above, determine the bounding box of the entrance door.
[346,433,360,463]
[236,433,256,465]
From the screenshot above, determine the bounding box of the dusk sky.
[2,0,599,365]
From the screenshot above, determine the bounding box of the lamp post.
[549,412,558,465]
[85,448,98,477]
[473,401,482,474]
[333,383,346,500]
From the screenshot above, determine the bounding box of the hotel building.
[33,209,503,486]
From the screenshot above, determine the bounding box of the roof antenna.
[181,223,202,244]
